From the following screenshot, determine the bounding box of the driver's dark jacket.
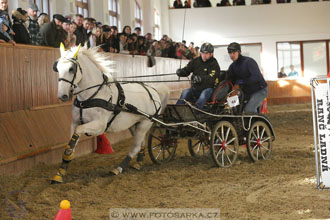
[227,55,267,96]
[180,56,221,92]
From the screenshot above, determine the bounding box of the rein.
[117,79,191,83]
[119,72,177,79]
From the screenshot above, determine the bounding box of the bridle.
[54,58,82,92]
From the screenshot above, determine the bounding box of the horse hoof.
[131,162,143,171]
[109,167,122,176]
[51,180,62,184]
[51,175,64,184]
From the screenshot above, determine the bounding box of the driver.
[176,42,221,109]
[226,42,268,113]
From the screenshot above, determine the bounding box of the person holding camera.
[176,42,221,109]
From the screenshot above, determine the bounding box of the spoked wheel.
[147,126,177,164]
[188,138,210,157]
[210,121,239,167]
[246,121,272,162]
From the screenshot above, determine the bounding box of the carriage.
[145,81,276,168]
[51,45,275,184]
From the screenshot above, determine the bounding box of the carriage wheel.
[188,138,210,157]
[246,121,272,162]
[210,121,239,167]
[147,126,177,164]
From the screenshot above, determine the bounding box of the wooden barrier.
[0,43,312,175]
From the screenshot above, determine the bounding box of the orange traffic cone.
[95,133,114,154]
[260,98,268,114]
[54,200,71,220]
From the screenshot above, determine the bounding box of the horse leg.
[110,121,152,175]
[51,120,106,184]
[51,133,80,184]
[129,125,146,171]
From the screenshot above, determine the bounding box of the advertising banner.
[315,83,330,187]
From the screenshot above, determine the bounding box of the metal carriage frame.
[146,101,276,168]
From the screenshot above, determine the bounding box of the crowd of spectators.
[0,1,200,60]
[173,0,325,8]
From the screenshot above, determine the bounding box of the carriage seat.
[208,79,233,104]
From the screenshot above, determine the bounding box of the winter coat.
[12,10,31,44]
[180,56,222,92]
[37,20,66,48]
[227,54,267,96]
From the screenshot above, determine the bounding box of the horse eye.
[69,68,74,72]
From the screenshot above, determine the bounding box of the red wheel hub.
[221,141,227,149]
[257,139,261,147]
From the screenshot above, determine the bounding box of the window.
[75,0,89,17]
[277,42,301,78]
[134,0,142,29]
[108,0,120,29]
[30,0,53,17]
[277,40,330,78]
[154,9,161,40]
[303,42,327,78]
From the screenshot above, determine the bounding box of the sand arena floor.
[1,104,329,220]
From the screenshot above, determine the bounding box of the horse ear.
[60,42,66,56]
[73,44,81,59]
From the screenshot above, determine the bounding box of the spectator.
[0,0,13,31]
[217,0,232,6]
[134,26,141,36]
[288,65,298,77]
[233,0,246,5]
[176,43,221,109]
[173,0,184,8]
[86,17,96,48]
[110,26,120,53]
[137,36,148,55]
[251,0,263,4]
[62,19,70,32]
[38,13,50,29]
[122,25,131,36]
[226,42,268,113]
[168,40,177,58]
[184,0,191,8]
[27,3,40,45]
[194,0,212,7]
[194,46,200,58]
[145,32,153,49]
[128,33,139,55]
[37,14,67,48]
[278,67,287,78]
[83,18,92,47]
[65,21,77,48]
[11,8,30,44]
[0,15,15,45]
[93,25,103,47]
[62,19,71,48]
[96,21,102,28]
[101,25,111,52]
[119,33,129,54]
[74,14,88,46]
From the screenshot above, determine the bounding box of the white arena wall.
[168,2,330,80]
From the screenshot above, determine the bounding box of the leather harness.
[57,57,161,133]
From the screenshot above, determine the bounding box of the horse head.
[54,43,82,102]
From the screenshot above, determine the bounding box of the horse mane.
[78,46,116,81]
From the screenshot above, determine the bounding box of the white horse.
[51,43,170,183]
